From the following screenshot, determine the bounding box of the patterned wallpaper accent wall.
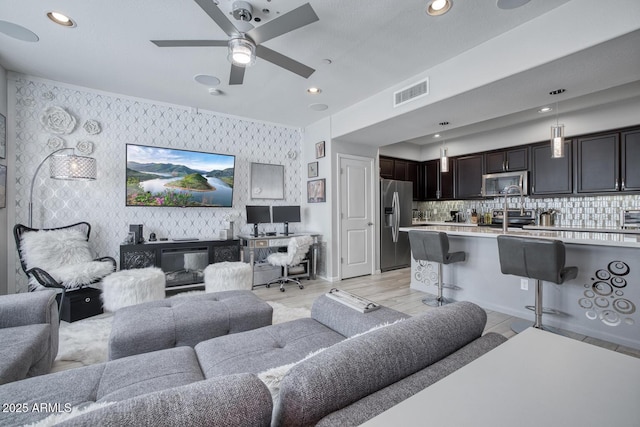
[12,76,303,292]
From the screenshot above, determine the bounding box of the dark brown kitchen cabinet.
[379,156,419,198]
[621,129,640,191]
[530,140,572,195]
[575,133,620,193]
[379,157,394,179]
[485,147,529,174]
[455,154,483,199]
[422,159,454,200]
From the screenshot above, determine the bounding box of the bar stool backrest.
[409,231,450,264]
[497,235,568,284]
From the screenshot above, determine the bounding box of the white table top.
[362,328,640,427]
[399,224,640,248]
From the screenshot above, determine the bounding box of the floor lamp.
[28,148,97,227]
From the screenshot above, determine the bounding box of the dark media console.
[120,239,240,287]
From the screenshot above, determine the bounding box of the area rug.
[54,300,310,369]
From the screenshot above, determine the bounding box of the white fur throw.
[21,229,113,290]
[27,401,114,427]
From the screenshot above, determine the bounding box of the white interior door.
[339,155,374,279]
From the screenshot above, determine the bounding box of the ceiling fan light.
[228,37,256,66]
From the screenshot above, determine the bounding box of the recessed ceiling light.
[426,0,452,16]
[307,87,321,94]
[46,11,76,27]
[434,134,441,138]
[538,106,553,113]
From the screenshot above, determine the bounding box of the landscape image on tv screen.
[126,144,235,207]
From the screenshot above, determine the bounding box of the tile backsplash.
[415,194,640,228]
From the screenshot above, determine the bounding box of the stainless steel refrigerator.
[380,179,413,271]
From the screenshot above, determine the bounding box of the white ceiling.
[1,0,639,148]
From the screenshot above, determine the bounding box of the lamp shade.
[550,124,565,158]
[440,147,449,173]
[49,154,97,180]
[228,37,256,66]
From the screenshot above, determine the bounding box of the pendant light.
[439,121,449,173]
[549,89,566,158]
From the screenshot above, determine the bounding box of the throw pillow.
[21,229,93,272]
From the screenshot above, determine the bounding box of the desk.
[238,233,320,289]
[362,328,640,427]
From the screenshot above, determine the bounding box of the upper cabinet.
[575,133,620,193]
[421,159,454,201]
[621,129,640,191]
[455,154,484,199]
[530,140,572,195]
[485,147,528,174]
[379,156,419,199]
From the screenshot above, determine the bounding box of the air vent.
[394,78,429,107]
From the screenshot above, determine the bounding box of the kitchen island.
[400,225,640,349]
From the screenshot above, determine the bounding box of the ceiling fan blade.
[151,40,228,47]
[255,45,315,79]
[194,0,240,37]
[229,64,246,85]
[247,3,319,45]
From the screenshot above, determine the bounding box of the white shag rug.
[54,300,310,369]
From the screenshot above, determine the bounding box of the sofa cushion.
[273,301,488,427]
[0,364,107,426]
[58,374,273,427]
[109,290,272,360]
[316,332,508,426]
[195,318,345,378]
[0,324,51,384]
[97,347,205,402]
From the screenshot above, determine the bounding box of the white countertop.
[400,224,640,248]
[411,220,477,227]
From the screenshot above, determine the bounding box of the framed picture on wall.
[0,113,6,159]
[315,140,325,159]
[307,178,326,203]
[308,161,318,178]
[0,164,6,209]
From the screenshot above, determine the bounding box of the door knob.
[367,222,374,226]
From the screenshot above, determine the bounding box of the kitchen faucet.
[502,184,524,234]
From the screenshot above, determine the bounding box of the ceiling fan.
[151,0,319,85]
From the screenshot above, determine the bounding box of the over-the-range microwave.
[481,171,528,197]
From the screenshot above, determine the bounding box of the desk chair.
[266,235,313,292]
[408,231,466,306]
[497,235,578,333]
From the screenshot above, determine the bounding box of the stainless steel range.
[491,209,536,228]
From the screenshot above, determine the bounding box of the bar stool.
[408,231,466,307]
[497,235,578,333]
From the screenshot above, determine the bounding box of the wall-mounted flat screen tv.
[126,144,235,207]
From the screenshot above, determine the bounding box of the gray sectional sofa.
[0,294,506,426]
[0,289,59,385]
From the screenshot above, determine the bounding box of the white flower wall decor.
[47,136,66,150]
[40,106,77,134]
[82,119,101,135]
[75,140,94,155]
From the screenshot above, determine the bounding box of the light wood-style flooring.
[253,267,640,359]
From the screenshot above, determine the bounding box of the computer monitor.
[246,205,271,237]
[272,205,301,235]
